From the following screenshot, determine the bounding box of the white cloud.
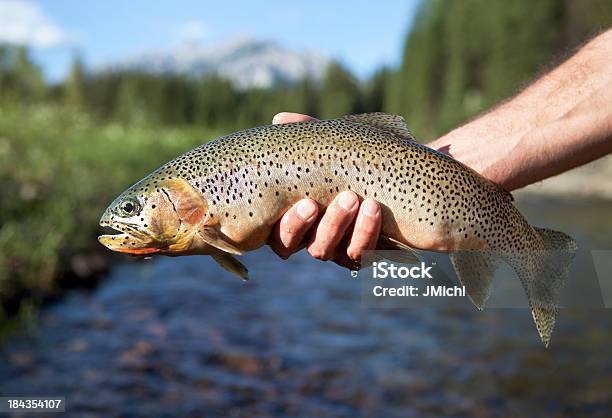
[0,0,71,48]
[174,20,209,43]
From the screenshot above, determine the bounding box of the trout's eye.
[118,198,140,217]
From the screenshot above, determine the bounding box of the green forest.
[1,0,612,330]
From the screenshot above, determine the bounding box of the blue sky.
[0,0,419,81]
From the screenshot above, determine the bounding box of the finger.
[272,112,317,125]
[346,198,381,262]
[307,191,359,261]
[269,199,318,259]
[333,237,362,271]
[334,254,361,271]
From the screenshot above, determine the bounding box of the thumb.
[272,112,317,125]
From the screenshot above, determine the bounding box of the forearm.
[428,29,612,191]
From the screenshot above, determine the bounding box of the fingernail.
[272,113,286,124]
[362,198,379,217]
[338,192,358,212]
[296,200,317,221]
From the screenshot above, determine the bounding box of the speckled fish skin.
[98,113,576,346]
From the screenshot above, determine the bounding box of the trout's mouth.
[98,222,161,255]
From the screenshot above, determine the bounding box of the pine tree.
[363,67,391,113]
[194,75,237,128]
[14,46,46,103]
[295,76,319,116]
[114,74,144,125]
[64,54,86,110]
[383,0,612,139]
[384,0,446,139]
[319,61,361,118]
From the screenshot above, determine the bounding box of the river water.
[1,197,612,417]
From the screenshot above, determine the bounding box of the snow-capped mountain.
[103,38,330,89]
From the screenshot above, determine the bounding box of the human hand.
[268,112,382,269]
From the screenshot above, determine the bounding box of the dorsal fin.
[341,113,416,141]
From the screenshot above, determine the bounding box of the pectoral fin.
[198,225,244,255]
[376,235,420,264]
[212,253,249,281]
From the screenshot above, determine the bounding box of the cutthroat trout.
[98,113,576,346]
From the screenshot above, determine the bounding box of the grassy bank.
[0,104,222,330]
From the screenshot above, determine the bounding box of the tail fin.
[510,228,577,347]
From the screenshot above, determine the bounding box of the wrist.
[428,124,524,191]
